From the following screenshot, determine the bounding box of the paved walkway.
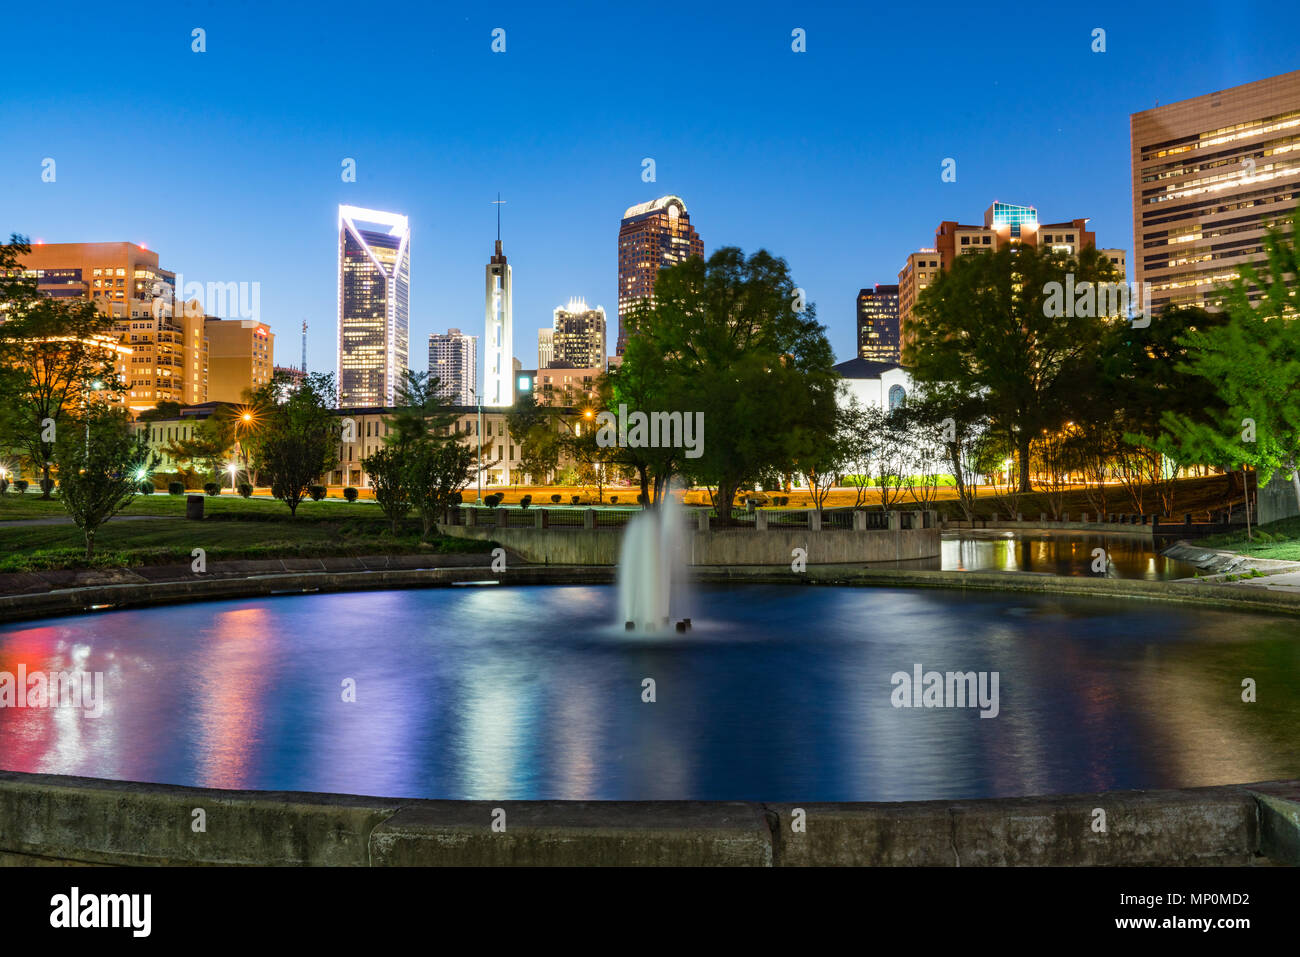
[0,515,166,527]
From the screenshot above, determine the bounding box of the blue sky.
[1,0,1295,382]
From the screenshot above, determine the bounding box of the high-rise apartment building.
[899,202,1102,345]
[897,250,941,350]
[483,238,513,407]
[551,298,606,370]
[1131,69,1300,312]
[856,284,900,362]
[427,328,478,406]
[337,205,410,407]
[537,328,553,371]
[14,242,208,412]
[616,195,703,354]
[205,317,274,403]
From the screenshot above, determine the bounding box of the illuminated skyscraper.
[856,284,900,363]
[551,297,606,370]
[1131,69,1300,311]
[484,237,513,407]
[616,195,703,354]
[337,205,410,407]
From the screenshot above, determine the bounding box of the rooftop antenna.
[492,192,506,246]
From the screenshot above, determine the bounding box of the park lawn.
[0,492,383,522]
[1197,517,1300,561]
[0,514,492,573]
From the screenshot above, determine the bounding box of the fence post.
[584,508,596,530]
[534,509,545,529]
[697,509,710,532]
[808,509,821,531]
[466,508,477,527]
[1039,512,1047,524]
[888,511,901,531]
[852,510,866,531]
[756,509,769,531]
[496,507,509,528]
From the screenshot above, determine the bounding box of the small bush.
[238,482,253,498]
[168,482,184,496]
[610,495,618,504]
[343,486,359,503]
[550,494,561,504]
[485,492,504,507]
[519,494,532,509]
[14,480,29,493]
[308,485,326,501]
[204,482,221,496]
[571,495,581,506]
[138,482,155,494]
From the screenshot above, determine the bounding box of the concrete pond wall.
[1,771,1297,866]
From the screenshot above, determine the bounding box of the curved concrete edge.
[1,771,1296,866]
[6,561,1300,624]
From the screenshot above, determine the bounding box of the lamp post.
[227,462,238,493]
[469,387,484,504]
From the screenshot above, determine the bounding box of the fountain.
[617,492,689,631]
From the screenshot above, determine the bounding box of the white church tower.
[484,234,513,408]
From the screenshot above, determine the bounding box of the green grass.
[0,490,381,522]
[0,504,492,573]
[1198,517,1300,561]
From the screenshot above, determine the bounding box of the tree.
[1160,208,1300,510]
[382,370,458,451]
[245,372,337,516]
[362,445,412,533]
[164,414,235,481]
[138,401,184,423]
[406,440,474,538]
[905,243,1117,492]
[903,382,989,520]
[619,247,839,522]
[53,405,153,560]
[0,235,123,497]
[506,391,563,485]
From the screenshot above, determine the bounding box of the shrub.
[308,485,326,501]
[14,480,29,493]
[519,494,532,509]
[138,482,155,494]
[485,492,504,507]
[168,482,184,496]
[238,483,254,498]
[551,494,561,504]
[610,495,618,504]
[204,482,221,496]
[571,495,581,506]
[343,486,359,503]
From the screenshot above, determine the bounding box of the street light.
[468,387,484,504]
[227,462,238,493]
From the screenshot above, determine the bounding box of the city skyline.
[2,3,1296,385]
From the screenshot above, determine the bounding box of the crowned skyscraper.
[616,195,703,354]
[337,205,410,407]
[484,202,513,407]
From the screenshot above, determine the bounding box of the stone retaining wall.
[1,771,1295,866]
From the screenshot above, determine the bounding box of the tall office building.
[14,242,208,411]
[537,328,553,370]
[483,237,513,407]
[1131,69,1300,312]
[897,250,941,351]
[337,205,410,407]
[205,317,274,402]
[551,297,606,370]
[427,328,478,406]
[616,195,703,354]
[856,284,900,362]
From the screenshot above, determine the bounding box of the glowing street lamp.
[227,462,238,493]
